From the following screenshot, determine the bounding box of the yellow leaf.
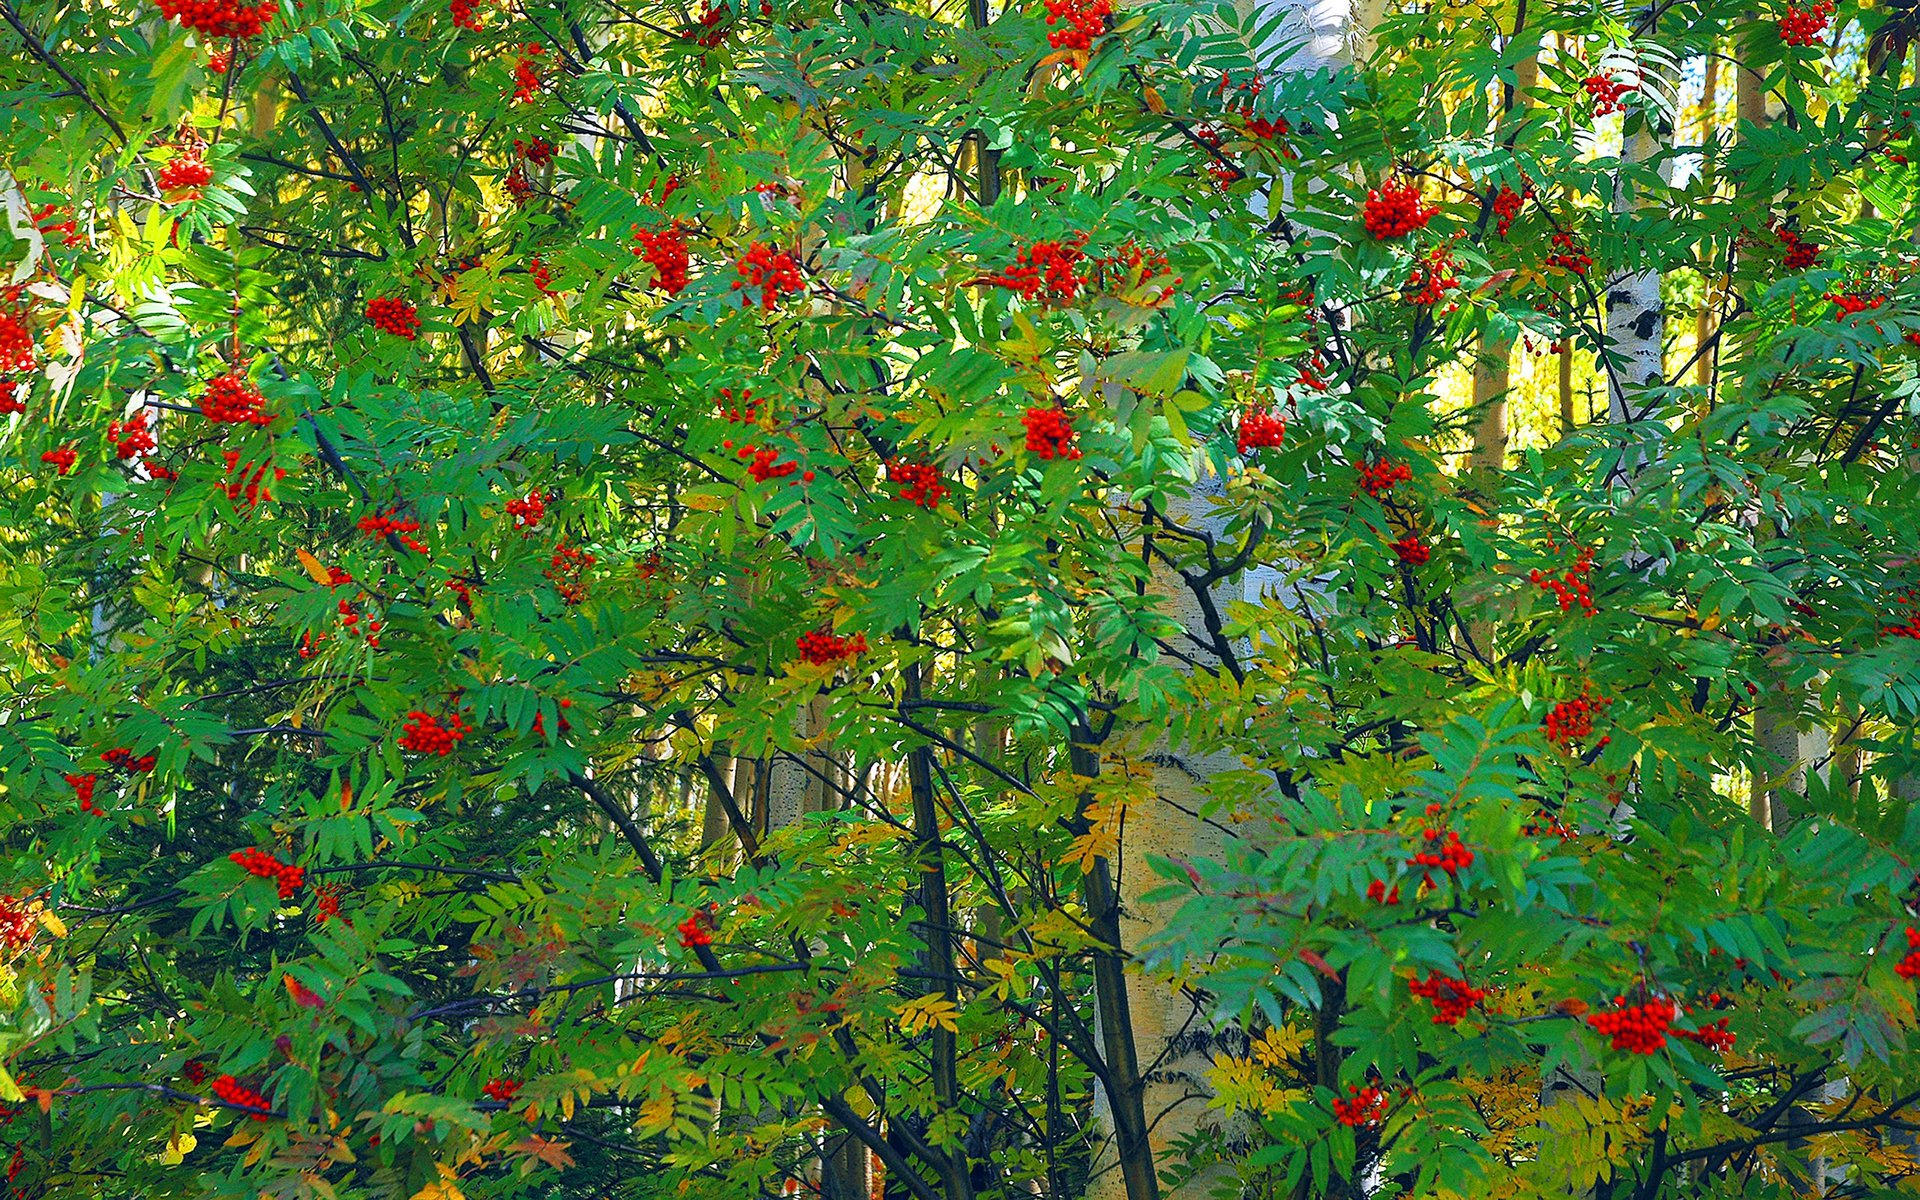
[893,994,961,1036]
[159,1132,197,1164]
[296,549,333,585]
[36,908,65,939]
[1142,85,1166,114]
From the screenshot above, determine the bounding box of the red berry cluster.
[1355,457,1411,497]
[67,772,104,816]
[221,450,285,509]
[0,894,38,953]
[1530,542,1596,615]
[988,235,1091,304]
[32,202,84,247]
[101,747,157,773]
[107,411,155,460]
[229,848,306,899]
[1042,0,1112,51]
[1887,590,1920,640]
[731,243,805,309]
[199,371,270,425]
[715,387,764,422]
[334,596,382,648]
[1543,690,1612,751]
[1545,231,1593,275]
[1491,182,1533,237]
[358,508,429,553]
[1408,973,1487,1025]
[366,297,421,340]
[314,886,342,923]
[1236,407,1287,455]
[1403,242,1460,307]
[41,445,77,475]
[1243,114,1291,141]
[531,697,573,740]
[677,904,717,948]
[207,47,233,72]
[450,0,484,29]
[0,302,34,374]
[0,380,23,415]
[750,445,804,483]
[887,460,948,508]
[157,149,213,197]
[504,165,535,204]
[399,710,471,755]
[1332,1084,1386,1127]
[796,628,868,665]
[1391,533,1430,565]
[1023,406,1082,460]
[1408,803,1473,881]
[1093,241,1181,304]
[512,44,546,103]
[1586,995,1675,1055]
[546,543,595,604]
[528,255,555,296]
[1362,181,1437,240]
[181,1059,209,1085]
[630,225,691,294]
[154,0,276,38]
[481,1078,522,1103]
[1676,1015,1735,1053]
[1775,225,1821,270]
[1827,290,1886,320]
[505,489,545,530]
[1778,0,1834,46]
[210,1074,272,1119]
[1894,926,1920,979]
[682,4,732,47]
[1583,72,1635,116]
[514,138,556,166]
[1366,879,1401,905]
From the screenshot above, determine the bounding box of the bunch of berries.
[528,255,555,296]
[32,201,84,247]
[631,225,690,294]
[221,451,285,509]
[887,460,948,508]
[514,138,556,165]
[1243,113,1291,140]
[677,904,717,949]
[682,4,733,47]
[1391,533,1430,565]
[366,297,421,340]
[1408,974,1487,1025]
[40,446,76,475]
[157,149,213,197]
[1778,0,1834,46]
[796,628,868,665]
[108,411,155,460]
[200,371,271,425]
[230,848,306,899]
[0,380,23,415]
[1362,181,1437,240]
[1583,72,1635,115]
[1355,457,1412,497]
[531,698,573,740]
[1586,995,1675,1055]
[1543,691,1612,751]
[1332,1084,1387,1127]
[210,1075,273,1119]
[1775,224,1821,271]
[450,0,484,29]
[0,894,38,953]
[505,489,545,530]
[1366,879,1401,905]
[504,165,535,204]
[399,710,471,755]
[1531,542,1596,615]
[334,597,382,649]
[1676,1016,1736,1053]
[481,1078,522,1103]
[358,508,430,553]
[745,444,803,483]
[1093,241,1180,304]
[1236,407,1287,456]
[1491,182,1533,237]
[731,243,805,309]
[546,543,595,604]
[1023,406,1081,461]
[1408,803,1473,880]
[715,387,763,422]
[0,300,35,374]
[101,747,157,773]
[67,772,103,816]
[1042,0,1112,51]
[1545,231,1593,275]
[154,0,277,38]
[314,886,342,924]
[1894,926,1920,979]
[181,1060,209,1084]
[1403,243,1460,307]
[207,47,233,73]
[1828,291,1886,320]
[512,44,546,103]
[988,235,1091,304]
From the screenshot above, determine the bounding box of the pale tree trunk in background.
[1694,48,1718,390]
[1468,57,1538,475]
[1558,342,1575,434]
